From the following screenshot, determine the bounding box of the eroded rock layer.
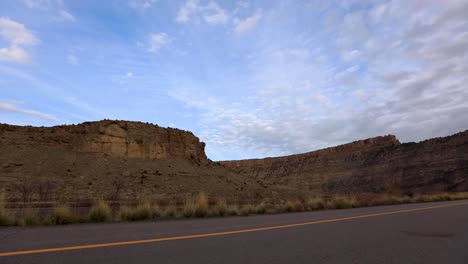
[0,120,208,163]
[220,132,468,194]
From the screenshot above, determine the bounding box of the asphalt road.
[1,200,467,264]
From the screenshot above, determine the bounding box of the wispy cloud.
[23,0,75,22]
[176,0,227,25]
[234,12,262,33]
[145,32,170,53]
[128,0,157,9]
[66,53,78,65]
[0,102,58,121]
[0,17,38,63]
[172,0,468,159]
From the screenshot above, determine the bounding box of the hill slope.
[1,120,467,203]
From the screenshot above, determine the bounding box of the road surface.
[1,200,467,264]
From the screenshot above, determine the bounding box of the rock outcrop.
[220,132,468,194]
[0,120,268,202]
[0,120,208,164]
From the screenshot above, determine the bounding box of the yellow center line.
[1,201,467,257]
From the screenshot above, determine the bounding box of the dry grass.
[306,197,326,210]
[49,205,75,225]
[329,196,360,209]
[160,205,177,218]
[119,203,156,221]
[1,192,468,226]
[88,200,112,222]
[214,198,227,216]
[183,193,209,218]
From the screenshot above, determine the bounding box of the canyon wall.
[220,132,468,194]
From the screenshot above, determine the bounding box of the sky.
[1,0,468,161]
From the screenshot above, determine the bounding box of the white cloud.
[128,0,157,9]
[202,1,228,24]
[234,12,262,33]
[23,0,75,22]
[0,102,58,121]
[67,54,78,65]
[58,9,75,22]
[146,32,170,53]
[176,0,228,25]
[172,0,468,160]
[0,17,38,63]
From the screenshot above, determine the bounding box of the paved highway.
[1,200,467,264]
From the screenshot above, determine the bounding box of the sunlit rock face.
[0,120,208,164]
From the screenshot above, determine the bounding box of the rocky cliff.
[220,132,468,195]
[0,120,270,202]
[0,120,208,163]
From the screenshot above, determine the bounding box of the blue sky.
[1,0,468,160]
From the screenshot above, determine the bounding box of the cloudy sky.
[1,0,468,160]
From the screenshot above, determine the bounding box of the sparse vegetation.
[49,205,75,225]
[183,193,209,218]
[214,198,227,216]
[119,203,156,221]
[88,200,112,222]
[0,192,13,226]
[0,192,467,226]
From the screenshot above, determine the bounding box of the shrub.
[50,205,75,225]
[227,205,239,216]
[162,206,177,218]
[239,204,255,216]
[194,193,209,217]
[118,203,156,221]
[183,193,209,218]
[183,198,196,218]
[214,198,227,216]
[330,196,359,209]
[88,200,112,222]
[306,197,325,210]
[254,203,266,214]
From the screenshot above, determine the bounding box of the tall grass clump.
[183,193,209,218]
[50,205,75,225]
[306,197,326,210]
[239,204,256,216]
[329,196,359,209]
[88,200,112,222]
[254,202,266,214]
[119,203,156,221]
[214,198,227,216]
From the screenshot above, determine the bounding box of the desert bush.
[183,193,209,218]
[119,203,155,221]
[162,205,177,218]
[227,205,239,216]
[239,204,255,216]
[18,209,40,226]
[330,196,359,209]
[306,197,326,210]
[214,198,227,216]
[88,200,112,222]
[50,205,75,225]
[254,202,266,214]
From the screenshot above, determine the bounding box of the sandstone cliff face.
[0,121,272,201]
[220,132,468,194]
[0,120,208,163]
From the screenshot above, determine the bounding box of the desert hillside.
[221,131,468,195]
[0,120,268,203]
[1,120,467,204]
